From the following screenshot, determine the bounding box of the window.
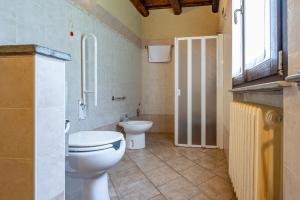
[232,0,286,87]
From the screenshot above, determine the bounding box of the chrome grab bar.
[81,33,98,106]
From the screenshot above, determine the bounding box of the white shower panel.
[175,35,223,148]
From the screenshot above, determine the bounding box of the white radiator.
[229,102,282,200]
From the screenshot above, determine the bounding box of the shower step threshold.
[230,81,291,93]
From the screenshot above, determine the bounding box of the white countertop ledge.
[230,81,291,93]
[0,44,71,61]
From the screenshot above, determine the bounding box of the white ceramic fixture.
[118,121,153,149]
[66,131,125,200]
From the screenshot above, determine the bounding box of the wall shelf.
[230,81,291,93]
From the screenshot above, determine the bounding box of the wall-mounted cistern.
[79,33,98,120]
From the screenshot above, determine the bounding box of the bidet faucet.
[120,113,129,122]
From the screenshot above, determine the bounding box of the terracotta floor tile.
[199,176,235,200]
[108,157,136,176]
[107,131,233,200]
[149,194,167,200]
[180,165,216,186]
[127,149,154,162]
[110,166,145,194]
[172,147,198,155]
[194,156,224,171]
[111,168,159,199]
[190,192,212,200]
[166,156,196,172]
[174,148,206,160]
[204,149,226,161]
[158,177,200,200]
[213,165,230,181]
[118,179,160,200]
[144,166,180,186]
[146,142,166,151]
[150,147,182,161]
[108,177,119,200]
[135,155,167,172]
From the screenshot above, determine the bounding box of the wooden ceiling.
[130,0,220,17]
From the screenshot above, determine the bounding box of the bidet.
[119,121,153,149]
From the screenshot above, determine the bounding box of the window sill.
[230,81,291,93]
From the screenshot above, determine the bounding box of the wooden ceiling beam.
[130,0,216,16]
[212,0,219,13]
[182,2,212,7]
[169,0,182,15]
[130,0,149,17]
[147,2,212,10]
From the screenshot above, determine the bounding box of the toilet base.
[126,133,145,149]
[82,172,109,200]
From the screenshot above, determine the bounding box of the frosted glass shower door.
[175,36,219,147]
[205,39,217,146]
[177,40,188,145]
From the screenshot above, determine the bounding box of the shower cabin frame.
[174,35,224,149]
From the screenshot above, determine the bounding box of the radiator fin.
[229,102,282,200]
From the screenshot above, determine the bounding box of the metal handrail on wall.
[81,33,98,107]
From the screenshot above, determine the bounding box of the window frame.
[232,0,287,88]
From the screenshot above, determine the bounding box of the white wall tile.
[1,0,141,199]
[0,0,142,132]
[35,55,66,200]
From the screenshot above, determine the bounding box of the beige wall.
[141,7,219,115]
[93,3,220,41]
[218,0,232,157]
[141,48,174,115]
[141,7,219,40]
[95,0,142,37]
[283,0,300,199]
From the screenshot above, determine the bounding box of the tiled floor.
[108,132,236,200]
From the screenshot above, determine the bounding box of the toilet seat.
[68,131,124,152]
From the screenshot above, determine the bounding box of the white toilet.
[119,121,153,149]
[66,131,126,200]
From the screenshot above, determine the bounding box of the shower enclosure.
[175,35,223,148]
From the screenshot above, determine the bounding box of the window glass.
[244,0,271,69]
[232,0,243,77]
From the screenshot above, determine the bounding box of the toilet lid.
[69,131,124,148]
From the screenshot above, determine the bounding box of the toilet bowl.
[66,131,125,200]
[119,121,153,149]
